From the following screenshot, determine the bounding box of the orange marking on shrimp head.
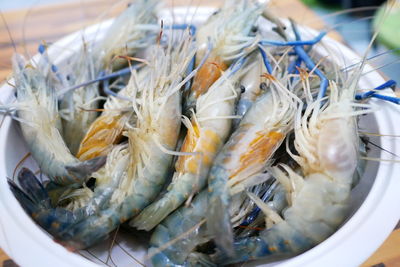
[230,131,284,179]
[76,113,127,161]
[175,120,221,174]
[191,56,228,98]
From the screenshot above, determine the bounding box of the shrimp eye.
[251,26,258,33]
[240,85,246,93]
[260,82,267,91]
[85,178,96,191]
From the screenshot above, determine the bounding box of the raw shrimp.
[184,0,264,113]
[207,73,300,255]
[62,0,158,156]
[130,57,248,231]
[9,31,196,249]
[10,54,105,185]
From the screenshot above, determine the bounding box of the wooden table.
[0,0,398,266]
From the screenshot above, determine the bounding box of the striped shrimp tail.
[214,223,314,265]
[8,169,78,240]
[131,173,194,231]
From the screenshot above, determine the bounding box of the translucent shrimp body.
[11,54,105,185]
[185,0,264,112]
[215,81,362,264]
[207,75,299,255]
[131,61,246,231]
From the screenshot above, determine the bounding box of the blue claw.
[171,23,197,36]
[368,93,400,105]
[57,66,137,98]
[258,45,273,74]
[259,31,327,47]
[355,79,397,101]
[257,23,327,97]
[38,44,46,54]
[228,55,248,77]
[291,23,328,99]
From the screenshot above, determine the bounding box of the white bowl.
[1,7,400,267]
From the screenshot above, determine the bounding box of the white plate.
[1,7,400,267]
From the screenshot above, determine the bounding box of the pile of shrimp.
[3,0,399,266]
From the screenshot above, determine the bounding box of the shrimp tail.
[16,168,52,208]
[131,173,194,231]
[8,169,77,239]
[213,223,314,265]
[207,166,235,256]
[65,155,107,181]
[149,191,209,267]
[8,179,44,214]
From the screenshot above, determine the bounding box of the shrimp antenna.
[342,48,400,72]
[115,240,145,266]
[345,2,394,95]
[105,226,119,267]
[365,139,400,159]
[0,10,17,53]
[146,219,206,261]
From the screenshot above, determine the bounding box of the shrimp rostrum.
[214,69,370,265]
[8,31,196,249]
[9,54,105,186]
